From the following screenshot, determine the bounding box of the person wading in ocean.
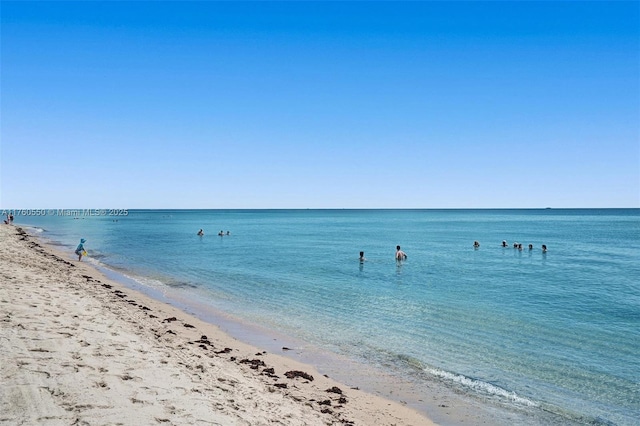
[395,245,407,261]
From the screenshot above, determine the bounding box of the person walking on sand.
[395,245,407,261]
[75,238,87,261]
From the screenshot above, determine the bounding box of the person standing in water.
[359,251,366,262]
[395,245,407,261]
[75,238,87,261]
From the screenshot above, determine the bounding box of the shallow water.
[16,209,640,425]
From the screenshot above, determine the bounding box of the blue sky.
[1,1,638,208]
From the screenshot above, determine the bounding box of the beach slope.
[0,225,433,425]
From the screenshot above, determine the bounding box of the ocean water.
[14,209,640,425]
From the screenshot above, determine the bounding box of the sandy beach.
[0,224,434,425]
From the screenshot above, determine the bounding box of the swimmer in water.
[395,245,407,261]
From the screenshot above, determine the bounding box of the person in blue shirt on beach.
[75,238,87,261]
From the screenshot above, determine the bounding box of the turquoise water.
[15,209,640,424]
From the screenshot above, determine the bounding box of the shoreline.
[0,224,435,425]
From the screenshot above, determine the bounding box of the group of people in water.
[359,245,408,263]
[197,229,231,236]
[359,240,547,263]
[73,234,547,266]
[473,240,548,252]
[500,240,547,252]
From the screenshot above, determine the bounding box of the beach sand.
[0,224,435,426]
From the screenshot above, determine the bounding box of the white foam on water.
[426,367,539,407]
[23,226,45,233]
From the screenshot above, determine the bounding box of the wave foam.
[25,226,45,233]
[426,367,538,407]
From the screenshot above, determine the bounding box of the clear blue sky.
[1,1,638,208]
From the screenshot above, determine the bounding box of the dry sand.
[0,224,435,425]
